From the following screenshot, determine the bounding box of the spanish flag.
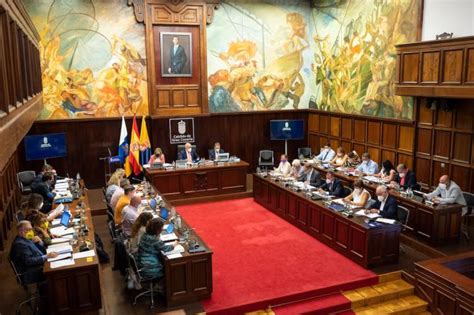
[139,116,152,166]
[125,116,142,177]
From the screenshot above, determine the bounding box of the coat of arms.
[178,120,186,134]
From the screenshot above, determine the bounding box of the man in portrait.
[168,36,187,74]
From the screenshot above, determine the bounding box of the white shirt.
[315,148,335,163]
[353,189,370,207]
[276,161,291,176]
[122,205,138,237]
[379,196,387,211]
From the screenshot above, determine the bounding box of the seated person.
[343,151,361,168]
[31,172,56,213]
[314,143,335,163]
[366,185,398,220]
[114,185,136,225]
[110,178,130,210]
[105,168,125,204]
[290,159,304,178]
[298,163,322,187]
[19,193,44,222]
[376,160,397,182]
[425,175,467,214]
[127,212,154,253]
[136,218,178,280]
[148,147,166,165]
[319,171,345,198]
[343,179,371,208]
[393,164,419,190]
[10,221,58,284]
[274,154,291,176]
[178,142,199,162]
[31,163,57,187]
[329,147,348,167]
[208,142,224,160]
[31,213,54,246]
[122,196,141,238]
[355,153,379,175]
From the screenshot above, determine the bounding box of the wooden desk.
[144,161,248,202]
[253,174,401,268]
[44,192,102,314]
[313,166,463,245]
[415,251,474,315]
[135,184,213,306]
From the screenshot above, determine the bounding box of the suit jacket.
[395,171,419,190]
[372,195,398,220]
[319,178,345,198]
[31,181,54,213]
[178,149,199,162]
[208,148,224,160]
[298,169,322,187]
[169,45,187,74]
[10,236,46,284]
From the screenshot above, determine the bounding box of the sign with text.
[169,118,195,144]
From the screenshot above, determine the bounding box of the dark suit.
[372,195,398,220]
[178,149,199,162]
[169,45,187,74]
[10,236,46,284]
[298,169,322,187]
[208,149,224,160]
[395,171,420,190]
[319,178,345,198]
[31,181,55,213]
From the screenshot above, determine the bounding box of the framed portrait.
[160,32,192,77]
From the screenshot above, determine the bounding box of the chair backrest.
[106,210,114,223]
[8,256,25,287]
[176,144,197,159]
[259,150,274,166]
[343,186,352,198]
[127,251,146,283]
[397,205,410,228]
[108,220,118,242]
[463,192,474,208]
[17,171,36,190]
[298,147,312,158]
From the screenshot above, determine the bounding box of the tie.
[186,151,192,162]
[322,150,328,161]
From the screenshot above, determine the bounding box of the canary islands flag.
[139,116,152,166]
[126,116,142,177]
[118,116,128,165]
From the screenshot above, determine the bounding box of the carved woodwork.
[395,36,474,98]
[142,0,219,117]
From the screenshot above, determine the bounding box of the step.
[272,293,351,315]
[343,279,414,308]
[378,271,402,283]
[352,295,428,314]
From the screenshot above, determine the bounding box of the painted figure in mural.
[168,36,188,74]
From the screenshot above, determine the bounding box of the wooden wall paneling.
[399,125,414,152]
[450,164,471,191]
[353,143,366,158]
[308,134,319,154]
[367,121,381,145]
[416,128,432,155]
[16,26,26,102]
[418,99,434,125]
[354,119,366,142]
[382,123,397,148]
[381,150,396,165]
[452,132,472,163]
[341,118,352,139]
[433,130,451,159]
[367,147,380,164]
[466,47,474,83]
[435,109,453,128]
[11,21,21,105]
[398,153,413,170]
[329,138,340,151]
[341,141,352,154]
[401,53,420,83]
[0,8,8,115]
[330,117,340,137]
[421,51,440,83]
[432,161,447,185]
[308,114,319,133]
[441,49,463,84]
[319,115,329,134]
[416,157,431,186]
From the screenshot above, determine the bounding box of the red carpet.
[177,198,377,314]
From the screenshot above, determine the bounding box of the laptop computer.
[165,223,174,234]
[160,207,169,221]
[216,152,229,162]
[60,210,71,227]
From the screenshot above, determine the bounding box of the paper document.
[364,176,386,184]
[166,253,183,259]
[47,253,72,262]
[50,258,75,269]
[73,250,96,260]
[354,209,380,219]
[293,181,316,190]
[50,227,75,236]
[332,199,359,209]
[47,244,72,255]
[160,232,178,242]
[50,237,71,244]
[163,244,185,256]
[376,218,396,224]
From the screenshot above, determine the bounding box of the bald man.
[178,142,199,162]
[425,175,467,214]
[366,185,398,220]
[121,196,142,237]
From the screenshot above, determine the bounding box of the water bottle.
[76,172,81,181]
[176,215,182,230]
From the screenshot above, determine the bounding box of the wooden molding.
[127,0,145,23]
[0,0,40,45]
[0,94,42,170]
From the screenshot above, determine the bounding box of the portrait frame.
[160,32,193,77]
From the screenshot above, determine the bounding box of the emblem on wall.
[169,118,195,144]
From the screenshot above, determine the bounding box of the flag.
[118,116,128,165]
[126,116,142,177]
[139,116,152,165]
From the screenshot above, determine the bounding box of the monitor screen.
[270,119,304,140]
[60,211,71,227]
[24,133,67,161]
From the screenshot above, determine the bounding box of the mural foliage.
[207,0,421,119]
[24,0,148,120]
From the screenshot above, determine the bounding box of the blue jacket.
[10,236,46,284]
[319,178,345,198]
[208,148,224,160]
[372,195,398,220]
[178,149,199,162]
[136,233,173,280]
